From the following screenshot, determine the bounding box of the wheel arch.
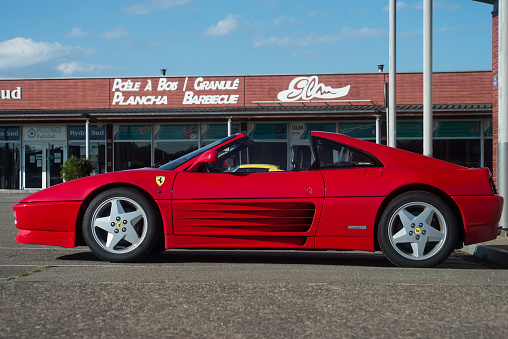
[74,183,164,246]
[373,184,464,251]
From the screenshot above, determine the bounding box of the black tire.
[82,187,161,262]
[378,191,458,268]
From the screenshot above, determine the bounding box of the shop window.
[114,142,151,171]
[155,141,198,167]
[484,138,493,171]
[68,125,106,174]
[339,122,376,139]
[0,143,20,189]
[433,139,481,168]
[397,139,423,154]
[114,125,152,171]
[154,124,199,167]
[68,143,106,174]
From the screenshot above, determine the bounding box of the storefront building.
[0,71,494,190]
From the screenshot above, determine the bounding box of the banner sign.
[248,123,287,140]
[339,123,376,139]
[155,124,198,140]
[0,126,20,141]
[23,126,66,141]
[68,125,105,141]
[201,124,240,140]
[114,125,151,141]
[434,121,481,138]
[290,122,336,140]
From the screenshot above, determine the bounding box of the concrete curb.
[461,244,508,267]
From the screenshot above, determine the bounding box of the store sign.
[182,77,240,105]
[68,125,105,141]
[277,76,350,102]
[1,87,22,100]
[290,122,336,140]
[111,77,241,107]
[23,126,66,141]
[0,126,20,141]
[112,79,174,106]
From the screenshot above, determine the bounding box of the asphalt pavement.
[2,191,508,338]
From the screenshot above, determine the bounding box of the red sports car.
[14,132,503,267]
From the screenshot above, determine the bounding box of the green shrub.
[60,156,94,182]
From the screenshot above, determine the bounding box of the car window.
[203,138,288,173]
[159,134,238,170]
[313,137,378,169]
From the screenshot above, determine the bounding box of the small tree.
[61,156,94,182]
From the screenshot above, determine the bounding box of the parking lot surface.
[2,192,508,338]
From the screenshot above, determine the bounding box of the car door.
[172,170,324,237]
[310,136,385,250]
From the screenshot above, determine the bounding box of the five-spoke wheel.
[83,188,161,262]
[378,191,458,268]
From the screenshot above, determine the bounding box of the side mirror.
[187,150,218,172]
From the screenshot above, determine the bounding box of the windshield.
[159,134,239,170]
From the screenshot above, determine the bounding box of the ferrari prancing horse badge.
[156,176,165,186]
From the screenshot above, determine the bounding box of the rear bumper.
[452,195,504,245]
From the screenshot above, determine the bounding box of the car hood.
[18,168,177,203]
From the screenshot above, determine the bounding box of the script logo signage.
[277,76,350,102]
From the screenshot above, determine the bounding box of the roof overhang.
[0,104,492,122]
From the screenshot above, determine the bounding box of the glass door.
[23,143,66,189]
[23,144,44,189]
[48,143,64,186]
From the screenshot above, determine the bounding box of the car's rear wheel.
[378,191,458,268]
[83,187,161,262]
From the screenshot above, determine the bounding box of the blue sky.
[0,0,494,78]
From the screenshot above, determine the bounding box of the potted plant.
[60,156,94,182]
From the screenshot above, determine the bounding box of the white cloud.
[0,37,89,70]
[253,27,386,48]
[382,1,409,12]
[56,61,113,76]
[204,14,241,37]
[273,16,301,27]
[254,36,293,48]
[340,27,387,40]
[122,0,191,15]
[101,27,130,40]
[382,1,460,11]
[66,27,89,39]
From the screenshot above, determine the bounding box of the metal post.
[227,117,232,136]
[376,115,381,144]
[85,118,90,160]
[388,0,397,148]
[498,0,508,230]
[423,0,433,157]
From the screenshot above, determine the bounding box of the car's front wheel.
[378,191,458,268]
[83,187,161,262]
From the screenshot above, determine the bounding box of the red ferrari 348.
[14,132,503,267]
